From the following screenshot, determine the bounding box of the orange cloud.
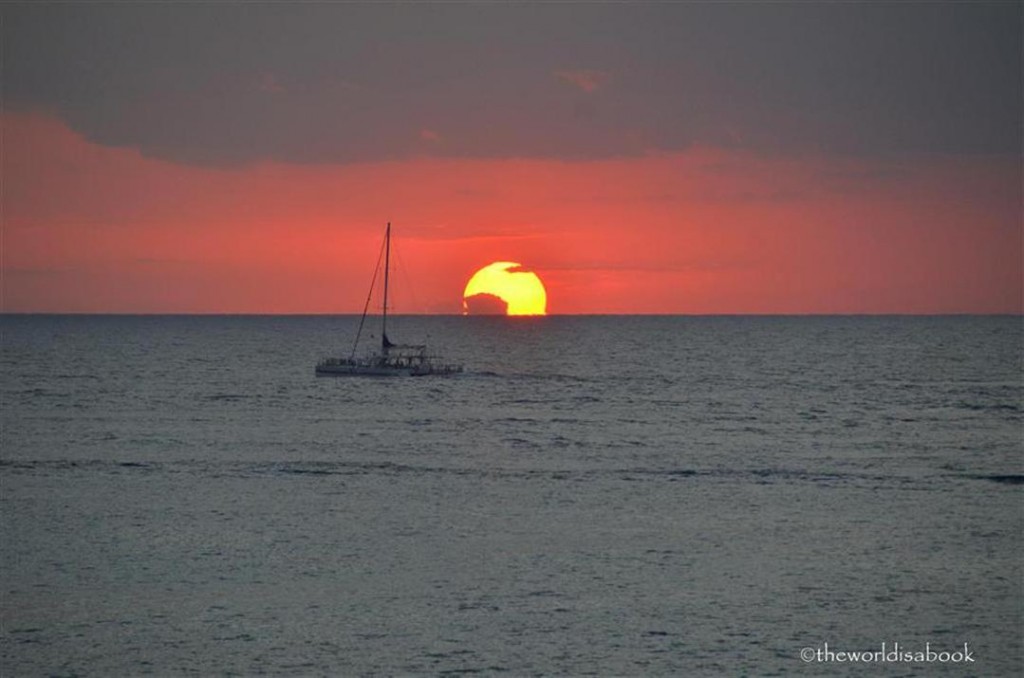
[553,70,611,93]
[257,73,286,94]
[419,128,442,143]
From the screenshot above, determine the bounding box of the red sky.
[4,111,1020,314]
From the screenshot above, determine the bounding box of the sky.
[3,2,1021,314]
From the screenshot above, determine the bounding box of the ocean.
[1,315,1020,676]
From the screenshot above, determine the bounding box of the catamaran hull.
[315,365,418,377]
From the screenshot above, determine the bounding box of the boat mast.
[382,221,391,352]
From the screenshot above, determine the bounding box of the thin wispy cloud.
[419,128,442,143]
[553,69,611,93]
[257,73,286,94]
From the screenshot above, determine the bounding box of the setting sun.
[463,262,548,316]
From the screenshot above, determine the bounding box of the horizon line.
[2,312,1020,318]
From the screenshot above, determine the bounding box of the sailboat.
[315,222,463,377]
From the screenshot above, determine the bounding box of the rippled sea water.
[2,315,1021,676]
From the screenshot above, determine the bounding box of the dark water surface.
[2,315,1021,675]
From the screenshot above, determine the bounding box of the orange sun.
[463,262,548,316]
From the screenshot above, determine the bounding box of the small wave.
[621,468,700,482]
[274,466,336,476]
[976,474,1024,485]
[2,458,977,491]
[0,459,162,475]
[524,589,563,598]
[503,437,540,449]
[957,400,1021,413]
[16,388,70,399]
[482,371,593,384]
[464,370,501,378]
[438,667,509,676]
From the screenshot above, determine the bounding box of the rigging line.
[392,238,422,315]
[350,229,388,360]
